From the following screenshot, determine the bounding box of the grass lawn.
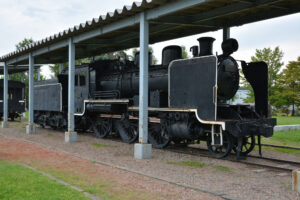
[24,111,29,121]
[263,129,300,147]
[261,129,300,155]
[0,160,89,200]
[274,116,300,125]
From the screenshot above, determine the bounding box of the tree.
[15,38,34,50]
[274,57,300,116]
[242,47,284,106]
[129,46,158,64]
[49,63,68,78]
[9,38,45,108]
[181,45,189,59]
[49,57,92,78]
[10,38,35,82]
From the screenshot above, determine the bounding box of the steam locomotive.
[34,37,276,159]
[0,80,25,120]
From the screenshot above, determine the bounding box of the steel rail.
[260,143,300,151]
[166,146,300,172]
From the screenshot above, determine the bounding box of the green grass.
[258,129,300,155]
[254,145,300,155]
[91,143,109,148]
[274,116,300,125]
[24,111,29,121]
[167,161,205,168]
[215,166,231,172]
[263,129,300,147]
[43,168,158,200]
[0,161,89,200]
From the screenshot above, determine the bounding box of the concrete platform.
[134,143,152,159]
[293,169,300,193]
[65,131,77,142]
[26,124,36,134]
[1,121,9,128]
[274,125,300,131]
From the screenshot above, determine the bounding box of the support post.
[134,12,152,159]
[37,67,41,81]
[1,62,9,128]
[293,169,300,194]
[21,73,25,83]
[21,73,25,120]
[65,38,77,142]
[59,64,63,74]
[223,27,230,41]
[223,27,231,105]
[26,53,36,134]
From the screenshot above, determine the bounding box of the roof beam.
[6,54,29,65]
[72,0,209,44]
[150,21,216,28]
[32,39,68,57]
[151,0,284,26]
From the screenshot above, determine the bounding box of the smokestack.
[197,37,215,56]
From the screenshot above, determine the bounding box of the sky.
[0,0,300,78]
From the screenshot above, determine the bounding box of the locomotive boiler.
[34,37,276,159]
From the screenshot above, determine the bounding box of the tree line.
[241,47,300,116]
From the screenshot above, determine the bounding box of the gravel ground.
[0,136,219,200]
[1,122,299,200]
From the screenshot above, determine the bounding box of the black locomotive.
[0,80,26,120]
[34,37,276,159]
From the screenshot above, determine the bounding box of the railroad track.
[166,145,300,172]
[96,134,300,172]
[261,143,300,151]
[35,127,300,172]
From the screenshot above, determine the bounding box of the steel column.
[21,73,25,105]
[1,62,9,128]
[65,38,77,142]
[21,72,25,121]
[26,53,36,134]
[21,73,25,82]
[139,12,149,144]
[134,12,152,159]
[223,27,231,105]
[59,64,63,74]
[223,27,230,41]
[37,67,41,80]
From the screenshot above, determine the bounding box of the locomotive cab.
[168,37,276,159]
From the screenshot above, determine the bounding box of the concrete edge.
[274,125,300,132]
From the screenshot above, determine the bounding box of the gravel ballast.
[0,123,298,200]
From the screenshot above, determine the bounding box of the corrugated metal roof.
[1,0,300,65]
[0,0,166,62]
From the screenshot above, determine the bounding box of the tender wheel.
[92,118,111,138]
[148,123,170,149]
[233,135,255,155]
[38,115,46,128]
[115,120,138,143]
[206,132,232,158]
